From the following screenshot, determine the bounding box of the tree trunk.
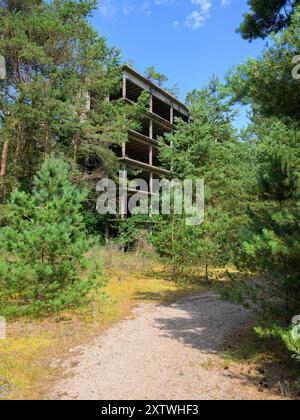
[22,139,28,178]
[205,264,209,284]
[0,138,10,202]
[14,125,23,181]
[73,133,79,168]
[29,137,33,190]
[171,216,176,280]
[44,124,50,156]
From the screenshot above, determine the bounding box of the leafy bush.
[115,215,153,253]
[0,157,103,317]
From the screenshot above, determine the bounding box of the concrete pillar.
[122,77,127,163]
[170,103,174,124]
[0,56,6,80]
[122,141,126,158]
[149,93,153,113]
[122,76,127,99]
[150,172,154,195]
[149,119,153,140]
[119,168,127,219]
[149,145,153,166]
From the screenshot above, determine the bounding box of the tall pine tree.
[0,0,146,201]
[152,80,255,280]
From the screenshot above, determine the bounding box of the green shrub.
[0,157,103,317]
[115,215,152,252]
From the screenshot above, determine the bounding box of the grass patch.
[198,358,231,372]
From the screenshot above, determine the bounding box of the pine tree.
[152,80,255,280]
[238,0,299,40]
[144,66,168,87]
[226,119,300,318]
[0,0,146,201]
[225,5,300,321]
[0,157,102,316]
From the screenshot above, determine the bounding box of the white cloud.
[98,0,117,17]
[98,0,233,30]
[185,0,212,30]
[123,1,152,16]
[185,11,205,30]
[221,0,231,6]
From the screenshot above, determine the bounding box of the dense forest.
[0,0,299,387]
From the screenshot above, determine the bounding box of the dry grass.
[0,246,208,400]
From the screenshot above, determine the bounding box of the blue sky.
[90,0,265,130]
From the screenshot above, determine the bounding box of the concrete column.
[149,119,153,139]
[122,77,127,99]
[149,93,153,113]
[149,145,153,166]
[150,172,153,195]
[0,55,6,80]
[119,168,127,219]
[122,77,127,163]
[122,141,126,158]
[170,103,174,124]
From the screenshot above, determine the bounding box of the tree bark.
[14,125,23,181]
[0,138,10,202]
[73,133,79,167]
[205,264,209,284]
[29,137,34,190]
[15,51,24,85]
[21,139,28,178]
[44,124,50,156]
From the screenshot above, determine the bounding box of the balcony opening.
[126,79,144,102]
[174,108,189,123]
[111,144,122,158]
[152,147,161,167]
[152,96,171,122]
[153,121,170,141]
[125,139,150,165]
[140,119,150,137]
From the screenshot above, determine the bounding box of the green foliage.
[226,8,300,319]
[153,79,255,279]
[144,66,179,97]
[144,66,168,87]
[0,157,103,316]
[151,216,207,280]
[0,0,146,201]
[229,120,300,317]
[229,7,300,122]
[238,0,299,40]
[255,323,300,380]
[222,3,300,378]
[115,215,152,252]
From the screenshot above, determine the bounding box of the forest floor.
[0,248,299,400]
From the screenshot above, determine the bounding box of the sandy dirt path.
[53,292,282,400]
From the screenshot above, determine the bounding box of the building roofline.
[122,65,189,115]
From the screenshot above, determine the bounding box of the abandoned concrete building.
[115,65,189,196]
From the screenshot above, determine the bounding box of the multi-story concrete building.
[116,65,189,195]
